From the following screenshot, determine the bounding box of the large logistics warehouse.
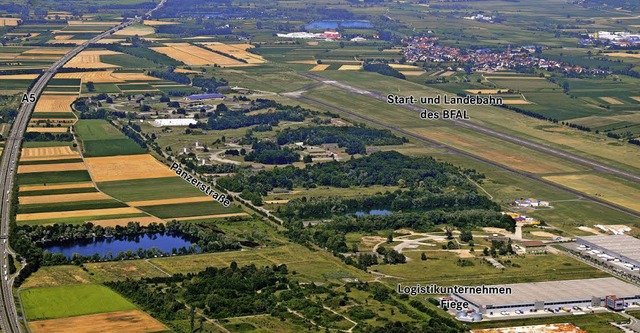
[577,234,640,269]
[450,277,640,314]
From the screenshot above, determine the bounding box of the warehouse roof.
[185,93,224,100]
[454,277,640,306]
[578,234,640,264]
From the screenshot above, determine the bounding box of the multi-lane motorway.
[0,1,166,332]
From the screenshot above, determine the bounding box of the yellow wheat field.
[91,216,164,227]
[310,64,330,71]
[18,162,86,174]
[400,71,425,76]
[22,48,73,55]
[111,72,160,81]
[85,154,176,182]
[544,174,640,212]
[55,71,123,83]
[64,50,122,69]
[20,182,94,192]
[630,97,640,102]
[29,310,169,333]
[20,192,110,205]
[199,42,266,64]
[47,39,87,45]
[113,25,155,36]
[54,35,74,40]
[0,74,39,80]
[0,53,20,59]
[389,64,421,69]
[168,213,249,221]
[21,146,80,160]
[26,127,70,133]
[151,43,244,66]
[0,18,21,26]
[143,20,178,26]
[600,97,624,105]
[34,95,77,113]
[440,71,456,76]
[173,68,201,74]
[502,99,532,105]
[338,65,362,70]
[17,207,143,222]
[605,52,640,58]
[54,71,159,83]
[127,196,215,207]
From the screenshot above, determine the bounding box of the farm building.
[577,234,640,270]
[451,277,640,315]
[519,240,546,254]
[152,119,198,127]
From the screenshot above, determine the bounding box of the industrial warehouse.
[576,234,640,270]
[450,277,640,316]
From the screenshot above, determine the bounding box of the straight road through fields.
[0,1,168,332]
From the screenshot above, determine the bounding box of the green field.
[116,83,156,91]
[21,141,74,148]
[141,201,242,219]
[74,119,146,157]
[150,244,370,283]
[19,158,84,165]
[371,251,609,285]
[21,284,137,320]
[48,78,81,86]
[18,199,127,214]
[17,170,92,185]
[19,187,98,196]
[97,177,209,201]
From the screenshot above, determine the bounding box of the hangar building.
[450,277,640,314]
[577,234,640,269]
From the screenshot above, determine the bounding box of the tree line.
[276,125,408,155]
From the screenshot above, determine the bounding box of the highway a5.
[0,1,167,332]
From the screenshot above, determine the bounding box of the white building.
[152,119,198,127]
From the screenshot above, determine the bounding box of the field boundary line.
[144,259,171,277]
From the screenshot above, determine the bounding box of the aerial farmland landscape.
[0,0,639,332]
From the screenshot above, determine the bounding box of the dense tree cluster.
[107,263,289,320]
[279,190,498,219]
[219,151,479,196]
[148,69,190,85]
[363,62,406,79]
[24,132,72,142]
[276,125,407,155]
[205,106,311,130]
[244,141,300,165]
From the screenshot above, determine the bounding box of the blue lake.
[352,209,393,217]
[43,233,198,258]
[305,21,373,30]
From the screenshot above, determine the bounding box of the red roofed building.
[324,31,341,39]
